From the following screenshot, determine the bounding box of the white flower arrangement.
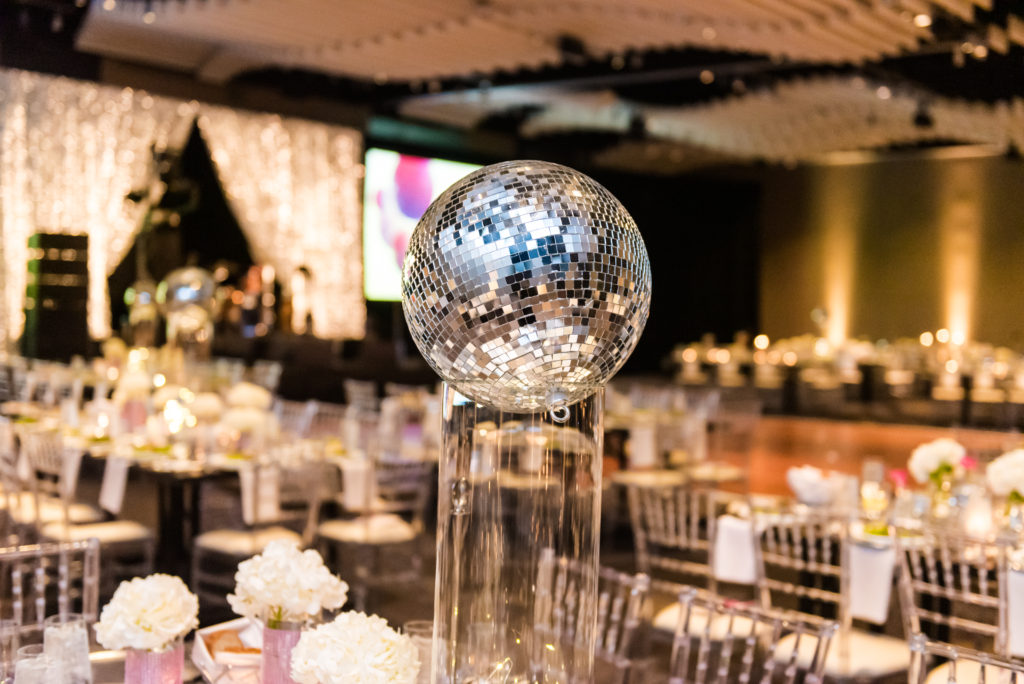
[909,437,965,485]
[152,385,184,410]
[190,392,225,421]
[226,382,273,410]
[786,465,844,506]
[227,540,349,626]
[93,574,198,652]
[290,612,420,684]
[987,449,1024,500]
[112,369,152,404]
[219,406,279,437]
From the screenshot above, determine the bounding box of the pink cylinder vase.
[261,622,303,684]
[122,399,148,433]
[124,640,184,684]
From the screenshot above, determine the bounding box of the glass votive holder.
[44,613,92,684]
[14,644,62,684]
[403,620,433,684]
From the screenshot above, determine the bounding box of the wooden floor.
[747,415,1019,495]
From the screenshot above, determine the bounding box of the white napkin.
[848,539,896,625]
[712,515,758,584]
[1008,568,1024,657]
[99,457,131,514]
[60,449,83,499]
[629,425,658,469]
[340,459,375,512]
[239,466,280,525]
[60,398,80,429]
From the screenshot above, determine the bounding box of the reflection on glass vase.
[1001,492,1024,540]
[434,384,603,684]
[929,470,956,520]
[124,640,184,684]
[261,620,304,684]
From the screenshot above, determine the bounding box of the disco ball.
[402,160,651,412]
[159,267,215,313]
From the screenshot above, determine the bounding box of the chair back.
[241,460,323,544]
[896,530,1010,656]
[0,418,21,543]
[308,401,347,439]
[248,360,282,393]
[756,511,846,623]
[273,399,317,438]
[626,484,721,594]
[533,552,650,678]
[20,431,82,534]
[372,458,434,531]
[909,632,1024,683]
[0,539,100,639]
[669,587,837,684]
[344,379,378,411]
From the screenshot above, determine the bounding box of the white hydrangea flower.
[94,574,198,651]
[226,382,273,410]
[986,449,1024,498]
[290,612,420,684]
[190,392,224,421]
[908,437,965,484]
[228,540,348,624]
[112,369,152,404]
[219,407,278,436]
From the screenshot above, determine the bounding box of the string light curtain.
[196,106,365,339]
[0,68,197,345]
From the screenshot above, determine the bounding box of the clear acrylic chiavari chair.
[909,633,1024,684]
[626,483,720,597]
[896,528,1018,682]
[0,538,100,647]
[757,510,910,680]
[316,457,434,611]
[533,551,652,683]
[669,586,837,684]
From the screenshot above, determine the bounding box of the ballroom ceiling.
[4,0,1024,169]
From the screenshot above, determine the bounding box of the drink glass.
[14,644,62,684]
[44,614,92,684]
[403,620,433,684]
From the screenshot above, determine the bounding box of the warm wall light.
[936,328,951,344]
[919,331,934,347]
[818,168,862,347]
[940,163,981,347]
[753,334,770,350]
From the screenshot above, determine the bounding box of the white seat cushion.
[653,602,760,639]
[773,630,910,677]
[194,527,302,555]
[42,520,152,544]
[5,494,104,524]
[926,661,1018,684]
[318,514,416,544]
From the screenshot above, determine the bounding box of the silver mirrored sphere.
[402,160,651,412]
[160,267,215,313]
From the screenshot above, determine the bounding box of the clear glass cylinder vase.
[432,383,604,684]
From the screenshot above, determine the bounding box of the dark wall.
[593,171,761,374]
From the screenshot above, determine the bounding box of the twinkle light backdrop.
[0,67,364,349]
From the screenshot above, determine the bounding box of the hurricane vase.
[123,641,184,684]
[433,384,603,683]
[261,622,303,684]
